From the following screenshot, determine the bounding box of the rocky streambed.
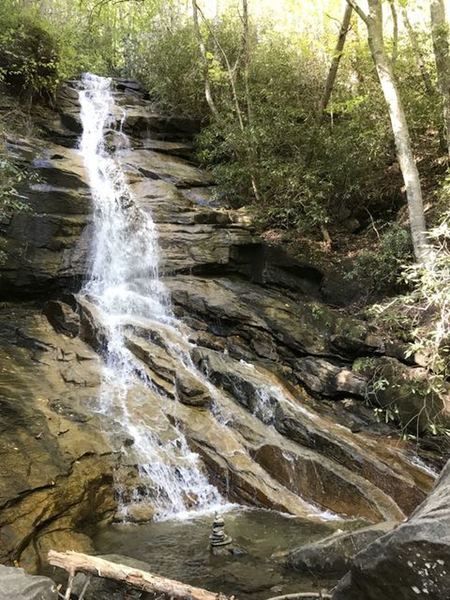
[0,78,449,599]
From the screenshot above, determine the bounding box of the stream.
[92,508,337,599]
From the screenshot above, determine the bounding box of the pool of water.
[92,507,340,599]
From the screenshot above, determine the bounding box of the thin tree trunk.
[430,0,450,158]
[192,0,219,119]
[196,3,244,128]
[403,5,446,151]
[347,0,428,262]
[196,2,261,201]
[241,0,261,202]
[388,0,398,68]
[319,3,353,113]
[242,0,252,122]
[402,7,434,95]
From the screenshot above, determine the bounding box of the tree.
[319,2,353,113]
[192,0,219,118]
[194,0,261,201]
[402,5,434,96]
[388,0,398,68]
[347,0,429,263]
[430,0,450,158]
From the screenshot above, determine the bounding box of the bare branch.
[345,0,369,24]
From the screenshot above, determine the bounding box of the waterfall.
[78,73,223,520]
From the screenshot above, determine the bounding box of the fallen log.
[48,550,231,600]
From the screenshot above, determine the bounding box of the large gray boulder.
[333,460,450,600]
[285,521,396,576]
[0,565,58,600]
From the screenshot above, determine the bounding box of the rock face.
[0,79,443,572]
[0,306,116,571]
[333,460,450,600]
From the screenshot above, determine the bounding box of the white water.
[78,73,224,520]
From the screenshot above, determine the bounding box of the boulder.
[0,565,57,600]
[285,521,396,576]
[333,460,450,600]
[295,357,367,397]
[125,503,155,523]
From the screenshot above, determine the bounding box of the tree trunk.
[388,0,398,68]
[347,0,429,263]
[242,0,252,122]
[319,3,353,113]
[192,0,219,119]
[48,550,231,600]
[241,0,261,202]
[430,0,450,158]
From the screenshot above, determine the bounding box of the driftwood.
[48,550,232,600]
[266,593,332,600]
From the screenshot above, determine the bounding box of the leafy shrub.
[124,21,205,118]
[403,212,450,383]
[0,6,60,98]
[346,224,413,295]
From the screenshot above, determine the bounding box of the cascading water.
[78,73,223,520]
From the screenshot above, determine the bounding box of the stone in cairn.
[209,514,233,556]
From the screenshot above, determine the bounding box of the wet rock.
[0,139,90,297]
[252,444,404,523]
[0,307,117,570]
[333,460,450,600]
[0,565,58,600]
[120,148,213,187]
[286,521,396,576]
[138,139,194,158]
[125,503,155,523]
[192,346,429,519]
[44,300,80,337]
[34,529,94,564]
[122,108,201,139]
[175,371,210,407]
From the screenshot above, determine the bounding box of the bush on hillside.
[0,7,60,98]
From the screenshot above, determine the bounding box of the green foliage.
[0,134,31,262]
[0,0,165,99]
[0,4,60,98]
[346,224,413,295]
[194,33,393,232]
[403,207,450,385]
[0,0,443,241]
[127,11,425,236]
[124,21,205,118]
